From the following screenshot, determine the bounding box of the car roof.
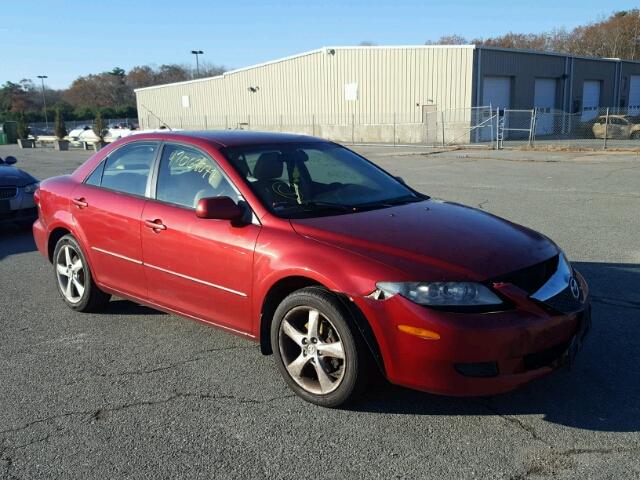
[128,130,327,148]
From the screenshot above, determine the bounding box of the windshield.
[221,142,422,218]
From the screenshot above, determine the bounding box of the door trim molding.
[144,262,248,297]
[92,246,143,265]
[91,246,247,297]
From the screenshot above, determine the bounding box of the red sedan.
[33,131,590,407]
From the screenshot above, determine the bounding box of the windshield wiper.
[298,201,357,212]
[354,194,424,210]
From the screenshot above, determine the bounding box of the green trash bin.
[0,133,7,145]
[0,122,18,144]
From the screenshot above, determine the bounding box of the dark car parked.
[0,156,39,228]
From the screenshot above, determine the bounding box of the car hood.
[0,166,37,187]
[289,199,558,281]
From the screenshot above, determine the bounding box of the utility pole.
[37,75,49,129]
[191,50,204,77]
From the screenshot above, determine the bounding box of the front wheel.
[53,234,111,312]
[271,287,371,407]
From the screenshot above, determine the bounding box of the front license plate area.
[561,307,591,369]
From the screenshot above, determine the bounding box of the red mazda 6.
[33,131,590,407]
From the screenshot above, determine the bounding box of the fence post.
[351,113,355,144]
[489,104,494,148]
[528,109,535,147]
[603,108,609,150]
[441,111,446,147]
[496,108,501,150]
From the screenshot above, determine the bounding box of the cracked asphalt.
[1,144,639,479]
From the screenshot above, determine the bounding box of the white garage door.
[582,80,600,121]
[482,77,510,140]
[534,78,556,135]
[628,76,640,115]
[482,76,511,108]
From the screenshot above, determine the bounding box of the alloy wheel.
[56,244,85,304]
[278,306,346,395]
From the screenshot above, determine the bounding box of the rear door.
[141,142,260,333]
[72,141,159,299]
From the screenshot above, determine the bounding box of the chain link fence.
[28,118,138,136]
[499,107,640,150]
[25,109,638,150]
[139,108,497,148]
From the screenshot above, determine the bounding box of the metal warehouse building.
[135,45,640,144]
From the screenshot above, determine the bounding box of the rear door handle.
[144,219,167,231]
[72,197,88,208]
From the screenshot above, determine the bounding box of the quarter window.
[100,142,158,196]
[85,160,105,186]
[155,144,239,208]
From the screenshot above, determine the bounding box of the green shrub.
[93,111,106,140]
[54,109,68,139]
[17,113,30,139]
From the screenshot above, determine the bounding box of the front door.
[72,141,159,299]
[141,142,260,333]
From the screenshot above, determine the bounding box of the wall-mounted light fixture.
[248,86,260,93]
[326,48,336,55]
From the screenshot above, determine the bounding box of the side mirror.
[395,176,406,185]
[196,196,244,222]
[4,156,17,165]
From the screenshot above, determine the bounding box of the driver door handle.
[144,219,167,231]
[72,197,88,208]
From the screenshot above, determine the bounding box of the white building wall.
[135,45,476,131]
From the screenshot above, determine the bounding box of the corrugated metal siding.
[477,49,566,109]
[617,62,640,108]
[571,59,618,108]
[475,48,630,111]
[135,46,475,127]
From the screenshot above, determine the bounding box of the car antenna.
[139,103,173,131]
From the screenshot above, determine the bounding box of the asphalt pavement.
[1,143,639,479]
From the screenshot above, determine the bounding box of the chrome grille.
[491,255,558,294]
[0,187,17,200]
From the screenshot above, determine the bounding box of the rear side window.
[100,142,158,196]
[155,143,239,208]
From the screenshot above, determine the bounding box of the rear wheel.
[271,287,371,407]
[53,234,111,312]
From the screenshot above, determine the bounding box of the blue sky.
[2,0,635,89]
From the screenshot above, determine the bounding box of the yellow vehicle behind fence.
[592,115,640,139]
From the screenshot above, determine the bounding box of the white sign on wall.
[344,83,358,101]
[181,95,190,108]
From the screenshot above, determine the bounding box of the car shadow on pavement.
[0,225,36,261]
[352,261,640,433]
[100,299,167,316]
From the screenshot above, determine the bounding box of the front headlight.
[23,182,39,194]
[375,281,503,307]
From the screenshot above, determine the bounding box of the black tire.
[53,234,111,312]
[631,131,640,140]
[271,286,371,407]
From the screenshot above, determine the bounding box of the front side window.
[222,142,420,218]
[100,142,158,196]
[155,143,239,208]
